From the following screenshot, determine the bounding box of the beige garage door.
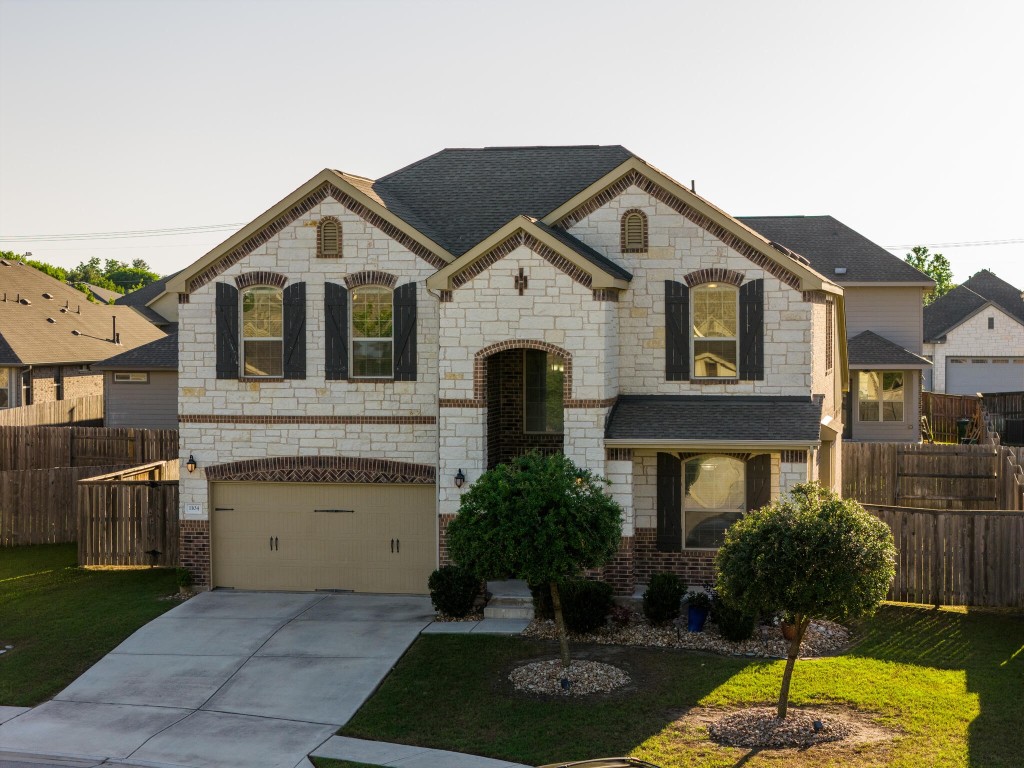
[211,482,436,594]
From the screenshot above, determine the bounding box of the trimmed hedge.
[643,572,686,625]
[428,566,479,618]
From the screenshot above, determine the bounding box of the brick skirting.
[179,519,211,589]
[634,528,717,589]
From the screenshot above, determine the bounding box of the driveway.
[0,591,434,768]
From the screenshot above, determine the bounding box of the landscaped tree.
[905,246,955,304]
[446,451,622,668]
[715,482,896,719]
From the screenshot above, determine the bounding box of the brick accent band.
[564,398,617,409]
[343,270,397,290]
[186,182,447,294]
[178,293,190,304]
[179,414,435,425]
[438,399,485,408]
[781,450,809,463]
[592,288,620,301]
[235,271,288,290]
[606,448,634,461]
[204,455,435,484]
[438,290,453,302]
[450,231,594,291]
[683,268,745,288]
[554,170,802,290]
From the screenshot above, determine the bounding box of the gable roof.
[374,146,635,256]
[94,332,178,371]
[0,259,166,366]
[737,216,934,285]
[80,283,121,303]
[847,330,931,369]
[924,270,1024,342]
[116,270,181,309]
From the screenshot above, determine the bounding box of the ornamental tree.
[715,482,896,719]
[446,451,623,668]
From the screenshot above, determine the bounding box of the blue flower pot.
[687,605,709,632]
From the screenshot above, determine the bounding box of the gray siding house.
[93,333,178,429]
[739,216,933,442]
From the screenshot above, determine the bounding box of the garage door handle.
[396,538,400,553]
[275,537,279,551]
[269,536,273,551]
[390,538,394,553]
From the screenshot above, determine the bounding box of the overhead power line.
[0,223,246,242]
[884,238,1024,250]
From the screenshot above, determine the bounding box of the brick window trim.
[474,339,573,405]
[343,270,398,290]
[683,268,745,288]
[235,271,288,290]
[620,208,649,253]
[317,216,342,259]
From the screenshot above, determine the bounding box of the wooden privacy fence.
[920,391,985,444]
[77,461,180,567]
[0,465,130,545]
[0,426,178,471]
[843,441,1024,510]
[866,505,1024,608]
[983,391,1024,446]
[0,395,104,427]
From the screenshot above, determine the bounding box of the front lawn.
[0,543,178,706]
[334,604,1023,768]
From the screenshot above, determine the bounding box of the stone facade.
[925,304,1024,393]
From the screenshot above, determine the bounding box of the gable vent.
[320,220,340,257]
[620,209,648,253]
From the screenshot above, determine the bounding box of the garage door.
[945,357,1024,395]
[211,482,436,594]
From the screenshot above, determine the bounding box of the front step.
[484,579,534,620]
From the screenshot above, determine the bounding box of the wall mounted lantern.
[186,454,197,474]
[454,469,466,489]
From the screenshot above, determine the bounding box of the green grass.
[0,543,178,706]
[338,604,1024,768]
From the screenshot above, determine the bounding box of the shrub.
[428,565,480,618]
[530,582,555,620]
[643,572,686,625]
[175,567,193,589]
[560,579,614,633]
[686,590,713,612]
[711,593,757,642]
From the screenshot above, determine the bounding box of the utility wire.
[0,223,246,242]
[884,238,1024,250]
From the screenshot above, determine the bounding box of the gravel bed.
[709,707,851,748]
[522,611,849,659]
[432,610,485,622]
[509,659,630,696]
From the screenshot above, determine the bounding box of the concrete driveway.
[0,591,434,768]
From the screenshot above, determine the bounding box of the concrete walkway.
[0,591,435,768]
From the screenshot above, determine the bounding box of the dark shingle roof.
[737,216,932,284]
[532,221,632,281]
[605,395,823,443]
[923,270,1024,342]
[94,332,178,370]
[80,283,121,303]
[115,271,181,309]
[373,146,635,255]
[847,330,931,367]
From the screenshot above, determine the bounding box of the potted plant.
[175,567,194,596]
[685,590,712,632]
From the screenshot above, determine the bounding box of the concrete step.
[486,579,531,598]
[484,596,534,620]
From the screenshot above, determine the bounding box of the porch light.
[454,469,466,488]
[186,454,197,474]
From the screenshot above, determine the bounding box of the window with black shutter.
[282,282,306,380]
[324,282,348,381]
[745,453,771,513]
[665,281,690,381]
[215,282,239,379]
[392,282,417,381]
[739,279,764,381]
[656,452,682,551]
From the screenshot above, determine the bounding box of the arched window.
[241,286,283,377]
[351,286,393,378]
[620,209,648,252]
[319,218,341,258]
[691,283,738,378]
[684,455,745,548]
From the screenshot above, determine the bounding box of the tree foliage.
[715,482,896,718]
[2,250,68,282]
[0,252,160,298]
[905,246,955,304]
[446,451,622,666]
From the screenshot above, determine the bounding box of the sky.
[1,0,1022,288]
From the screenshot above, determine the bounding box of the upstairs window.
[858,371,904,422]
[692,284,738,378]
[351,286,393,378]
[523,350,564,434]
[319,218,341,258]
[241,286,283,377]
[620,209,648,252]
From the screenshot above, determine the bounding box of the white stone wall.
[567,186,815,396]
[924,305,1024,392]
[779,459,808,495]
[605,458,634,536]
[178,200,441,518]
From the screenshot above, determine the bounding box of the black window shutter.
[656,452,683,551]
[745,453,772,512]
[324,282,348,381]
[665,280,690,381]
[739,279,764,381]
[393,282,417,381]
[282,282,306,380]
[215,282,239,379]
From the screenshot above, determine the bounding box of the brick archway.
[204,455,435,484]
[473,339,572,404]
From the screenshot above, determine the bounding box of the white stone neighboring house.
[166,146,847,594]
[923,270,1024,395]
[738,217,933,442]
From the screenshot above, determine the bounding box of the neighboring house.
[0,258,166,409]
[738,216,933,442]
[93,333,178,429]
[78,282,121,304]
[167,145,846,595]
[923,270,1024,394]
[114,270,182,331]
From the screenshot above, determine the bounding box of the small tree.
[446,452,622,668]
[715,482,895,719]
[905,246,955,304]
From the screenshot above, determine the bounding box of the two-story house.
[739,216,933,442]
[167,146,846,595]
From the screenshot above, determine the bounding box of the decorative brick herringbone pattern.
[683,268,745,287]
[344,270,397,290]
[204,455,435,484]
[235,271,287,289]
